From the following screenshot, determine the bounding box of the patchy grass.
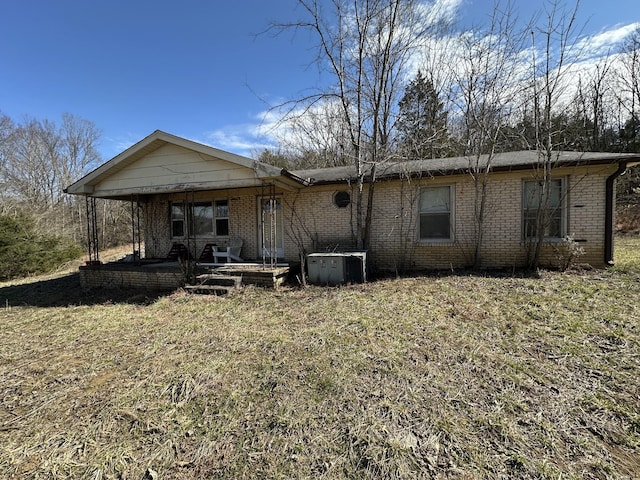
[0,240,639,479]
[613,236,640,275]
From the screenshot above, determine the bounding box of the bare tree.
[272,0,447,250]
[615,25,640,151]
[0,113,102,239]
[449,1,529,267]
[0,112,16,205]
[1,114,100,208]
[572,56,616,150]
[59,113,102,196]
[528,0,583,269]
[272,101,352,168]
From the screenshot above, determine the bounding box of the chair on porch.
[226,237,243,262]
[201,238,244,264]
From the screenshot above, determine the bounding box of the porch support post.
[85,196,100,264]
[130,195,142,264]
[260,182,278,268]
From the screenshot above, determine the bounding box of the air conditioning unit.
[306,252,366,285]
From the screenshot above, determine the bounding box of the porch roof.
[64,130,308,199]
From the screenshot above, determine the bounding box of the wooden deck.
[200,264,291,288]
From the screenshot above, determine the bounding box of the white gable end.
[90,144,259,197]
[65,130,307,198]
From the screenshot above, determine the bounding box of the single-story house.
[65,130,639,288]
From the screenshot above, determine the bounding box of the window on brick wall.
[522,178,565,239]
[171,200,229,238]
[419,185,454,241]
[214,200,229,236]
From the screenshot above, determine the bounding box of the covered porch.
[65,131,308,290]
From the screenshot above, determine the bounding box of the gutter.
[292,157,629,186]
[604,160,629,265]
[280,168,313,187]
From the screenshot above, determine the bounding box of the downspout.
[604,161,628,265]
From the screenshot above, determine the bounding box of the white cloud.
[528,22,639,108]
[575,22,640,59]
[426,0,465,25]
[202,128,270,157]
[201,114,284,158]
[205,16,639,159]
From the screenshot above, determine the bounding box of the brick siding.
[141,163,617,272]
[80,264,185,290]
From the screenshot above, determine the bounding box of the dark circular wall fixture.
[333,190,351,208]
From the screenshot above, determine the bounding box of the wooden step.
[184,284,236,295]
[187,273,243,295]
[196,273,242,285]
[195,274,242,287]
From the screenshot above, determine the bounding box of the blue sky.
[0,0,638,161]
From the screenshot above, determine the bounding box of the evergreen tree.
[619,115,640,153]
[397,71,450,160]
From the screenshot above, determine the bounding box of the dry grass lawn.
[0,238,639,479]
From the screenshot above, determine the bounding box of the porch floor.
[79,260,292,290]
[198,264,291,288]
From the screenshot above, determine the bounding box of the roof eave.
[294,154,640,186]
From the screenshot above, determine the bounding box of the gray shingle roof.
[290,150,640,185]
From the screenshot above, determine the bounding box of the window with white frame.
[171,203,186,237]
[419,185,453,241]
[522,178,565,239]
[191,202,215,236]
[171,200,229,238]
[214,199,229,236]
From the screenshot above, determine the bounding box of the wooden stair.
[185,273,242,295]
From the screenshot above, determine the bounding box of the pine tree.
[397,71,449,160]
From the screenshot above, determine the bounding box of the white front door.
[258,197,284,259]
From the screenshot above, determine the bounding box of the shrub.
[554,234,586,271]
[0,213,83,281]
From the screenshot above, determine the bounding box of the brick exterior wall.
[144,196,170,258]
[80,265,185,290]
[140,163,617,272]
